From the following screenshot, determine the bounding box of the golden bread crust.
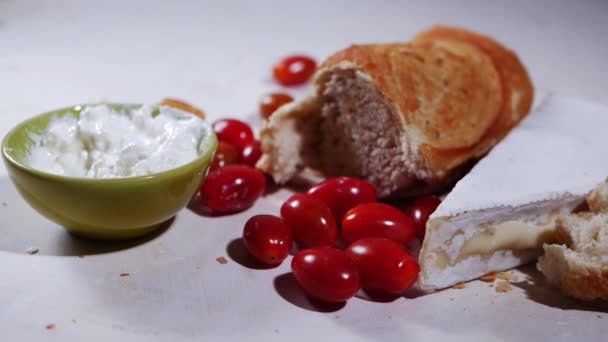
[560,270,608,301]
[412,26,534,175]
[321,42,501,151]
[413,26,534,145]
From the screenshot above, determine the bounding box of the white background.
[0,0,607,341]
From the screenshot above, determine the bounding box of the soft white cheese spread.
[27,104,208,178]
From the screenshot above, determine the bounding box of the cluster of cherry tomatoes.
[199,119,266,215]
[198,54,442,304]
[243,176,441,303]
[198,55,318,215]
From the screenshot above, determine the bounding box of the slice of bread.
[413,25,534,131]
[537,204,608,300]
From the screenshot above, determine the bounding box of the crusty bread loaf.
[257,27,533,198]
[537,180,608,301]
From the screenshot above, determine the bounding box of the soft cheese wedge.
[418,95,608,291]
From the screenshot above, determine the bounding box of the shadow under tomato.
[355,285,425,303]
[187,194,246,217]
[226,238,278,270]
[187,194,214,217]
[273,272,346,313]
[402,286,426,299]
[355,289,401,303]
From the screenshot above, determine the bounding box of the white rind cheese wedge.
[418,95,608,291]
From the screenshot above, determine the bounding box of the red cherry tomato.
[199,165,266,215]
[211,141,239,170]
[242,215,292,265]
[240,140,262,166]
[345,238,420,294]
[273,55,317,86]
[280,194,338,248]
[406,196,441,239]
[342,203,416,245]
[260,93,294,119]
[212,118,255,152]
[307,177,377,222]
[291,247,360,302]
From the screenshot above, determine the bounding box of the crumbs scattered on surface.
[78,255,85,259]
[495,281,512,293]
[45,323,55,330]
[453,282,467,289]
[598,315,603,319]
[496,271,519,282]
[119,273,130,277]
[216,257,228,265]
[480,271,519,284]
[26,247,39,255]
[1,202,7,207]
[480,272,497,282]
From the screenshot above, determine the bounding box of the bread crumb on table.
[453,282,467,289]
[26,247,39,255]
[119,273,130,277]
[45,323,55,330]
[496,271,519,282]
[1,202,7,206]
[480,271,519,283]
[480,272,497,282]
[216,257,228,265]
[495,281,512,293]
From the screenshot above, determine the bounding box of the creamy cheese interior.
[459,219,557,258]
[27,104,209,178]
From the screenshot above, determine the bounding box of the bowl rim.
[1,103,218,185]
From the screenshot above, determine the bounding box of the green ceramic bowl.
[1,104,217,240]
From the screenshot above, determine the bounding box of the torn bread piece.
[419,95,608,291]
[588,178,608,213]
[537,179,608,301]
[258,27,533,198]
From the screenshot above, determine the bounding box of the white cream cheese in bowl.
[27,104,209,178]
[2,102,216,240]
